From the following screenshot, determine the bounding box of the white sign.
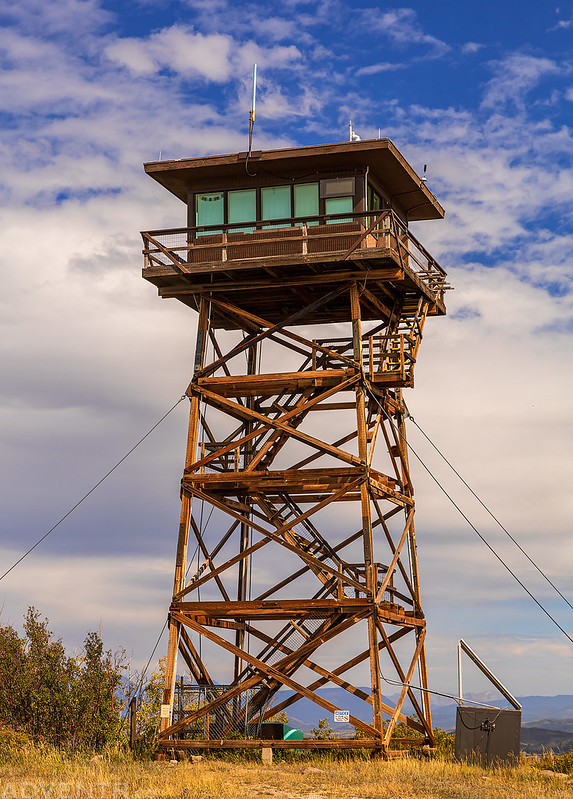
[333,710,350,723]
[160,704,171,719]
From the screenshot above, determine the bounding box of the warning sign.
[333,710,350,723]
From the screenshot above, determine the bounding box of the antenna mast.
[246,64,257,175]
[248,65,257,151]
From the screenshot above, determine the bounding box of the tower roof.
[144,138,444,222]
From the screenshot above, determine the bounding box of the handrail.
[142,209,448,296]
[143,209,386,239]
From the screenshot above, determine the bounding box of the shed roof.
[144,138,444,221]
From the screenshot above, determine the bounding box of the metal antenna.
[246,64,257,175]
[349,119,361,142]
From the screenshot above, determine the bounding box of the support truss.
[158,280,436,754]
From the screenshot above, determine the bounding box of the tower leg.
[350,285,384,740]
[161,298,210,733]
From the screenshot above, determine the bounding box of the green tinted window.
[228,189,256,232]
[262,186,291,226]
[294,183,319,219]
[325,196,353,224]
[195,193,224,234]
[368,186,382,211]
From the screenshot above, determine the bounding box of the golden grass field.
[1,749,573,799]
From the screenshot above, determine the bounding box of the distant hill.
[273,689,573,744]
[520,726,573,754]
[431,695,573,732]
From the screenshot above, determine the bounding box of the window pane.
[195,192,224,234]
[228,189,256,233]
[294,183,319,220]
[325,196,353,224]
[367,186,383,236]
[368,186,381,211]
[262,186,291,226]
[320,177,355,198]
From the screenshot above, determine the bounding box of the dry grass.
[1,748,572,799]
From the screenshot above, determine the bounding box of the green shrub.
[533,748,573,775]
[0,607,125,752]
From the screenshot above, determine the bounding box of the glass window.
[367,186,384,236]
[195,192,224,235]
[368,185,382,211]
[228,189,256,233]
[325,196,353,224]
[262,185,291,227]
[294,183,319,223]
[262,186,291,219]
[320,177,355,198]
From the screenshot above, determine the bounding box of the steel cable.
[365,386,573,647]
[0,396,187,583]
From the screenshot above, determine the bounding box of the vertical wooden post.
[161,296,210,733]
[234,342,257,682]
[129,696,137,750]
[350,283,384,740]
[395,390,433,740]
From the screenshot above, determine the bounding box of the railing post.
[222,230,227,262]
[369,336,374,377]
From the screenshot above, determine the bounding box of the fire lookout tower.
[141,139,448,755]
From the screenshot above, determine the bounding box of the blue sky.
[1,0,572,700]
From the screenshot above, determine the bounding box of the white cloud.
[0,0,110,36]
[0,550,173,666]
[106,27,234,82]
[481,53,562,109]
[365,7,450,58]
[548,15,573,31]
[356,62,405,77]
[461,41,484,54]
[104,37,157,76]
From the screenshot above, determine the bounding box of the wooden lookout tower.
[141,139,448,756]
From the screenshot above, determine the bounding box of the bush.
[433,727,455,757]
[533,748,573,775]
[0,607,125,752]
[311,717,334,740]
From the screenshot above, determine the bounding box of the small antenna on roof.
[349,119,361,142]
[245,64,258,176]
[421,164,428,183]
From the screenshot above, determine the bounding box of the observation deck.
[142,139,448,330]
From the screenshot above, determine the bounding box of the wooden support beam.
[172,613,382,740]
[383,628,427,746]
[177,486,368,596]
[160,296,210,733]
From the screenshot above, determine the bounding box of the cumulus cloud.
[106,27,234,81]
[0,0,110,36]
[363,7,450,58]
[481,53,562,109]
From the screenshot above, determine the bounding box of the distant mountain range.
[273,688,573,751]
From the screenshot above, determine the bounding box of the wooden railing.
[313,334,415,384]
[142,209,447,300]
